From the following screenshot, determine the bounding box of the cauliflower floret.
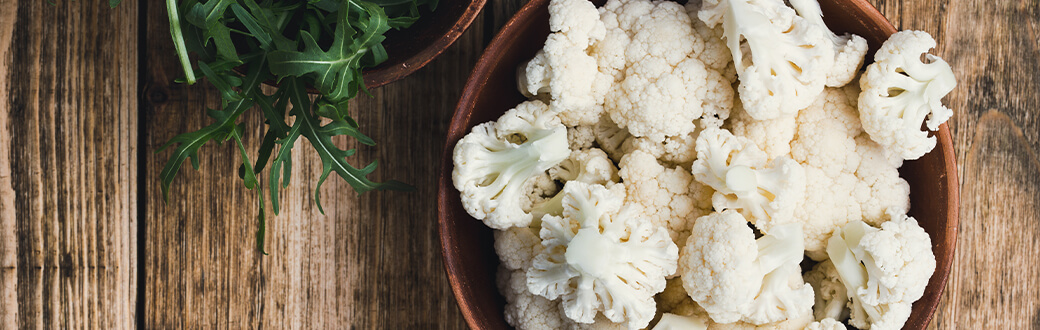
[593,116,635,162]
[570,125,597,150]
[678,211,814,325]
[532,148,622,223]
[790,88,864,257]
[528,181,678,329]
[727,100,799,162]
[518,0,611,126]
[657,278,814,330]
[853,134,910,226]
[499,266,570,330]
[827,215,936,330]
[597,0,733,142]
[625,127,701,167]
[495,226,545,271]
[683,0,737,83]
[699,0,833,120]
[858,30,957,160]
[788,0,868,87]
[453,100,570,229]
[620,150,713,246]
[803,260,849,321]
[606,55,733,142]
[790,88,910,258]
[691,127,805,232]
[804,318,847,330]
[550,148,621,185]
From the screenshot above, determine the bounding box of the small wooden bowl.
[438,0,959,328]
[363,0,487,88]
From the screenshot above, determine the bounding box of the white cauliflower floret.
[606,55,733,142]
[593,116,635,162]
[827,215,936,330]
[598,0,733,142]
[519,173,561,221]
[528,181,678,329]
[683,0,737,83]
[657,278,813,330]
[533,148,622,223]
[803,260,849,321]
[691,127,805,232]
[790,88,863,257]
[678,211,814,325]
[788,0,868,87]
[727,100,798,162]
[550,147,620,190]
[499,267,569,330]
[859,30,957,160]
[453,100,570,229]
[626,127,701,167]
[495,226,545,271]
[570,125,597,150]
[620,150,713,246]
[699,0,832,120]
[804,318,847,330]
[853,134,910,226]
[518,0,610,126]
[790,88,910,258]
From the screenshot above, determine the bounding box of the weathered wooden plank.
[141,0,262,327]
[143,3,484,328]
[0,0,137,328]
[868,0,1040,329]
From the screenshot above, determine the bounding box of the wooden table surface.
[1,0,1037,328]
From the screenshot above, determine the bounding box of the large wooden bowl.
[361,0,487,88]
[438,0,959,328]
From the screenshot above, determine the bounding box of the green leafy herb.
[153,0,428,252]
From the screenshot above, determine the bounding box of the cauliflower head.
[528,181,679,329]
[826,215,936,330]
[691,127,805,232]
[678,210,814,325]
[495,226,545,271]
[791,88,907,258]
[699,0,832,120]
[803,260,849,321]
[858,30,957,160]
[606,55,733,143]
[550,148,621,185]
[598,0,734,142]
[518,0,611,126]
[788,0,868,87]
[498,266,570,330]
[453,100,570,229]
[620,149,714,246]
[726,100,798,162]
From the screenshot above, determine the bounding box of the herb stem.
[166,0,196,84]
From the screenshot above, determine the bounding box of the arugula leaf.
[293,95,413,214]
[268,0,390,103]
[186,0,241,63]
[156,0,431,253]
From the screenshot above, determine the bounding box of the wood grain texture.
[865,0,1040,329]
[141,1,483,328]
[0,0,1038,328]
[0,0,138,328]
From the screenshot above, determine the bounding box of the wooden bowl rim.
[363,0,488,88]
[438,0,960,328]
